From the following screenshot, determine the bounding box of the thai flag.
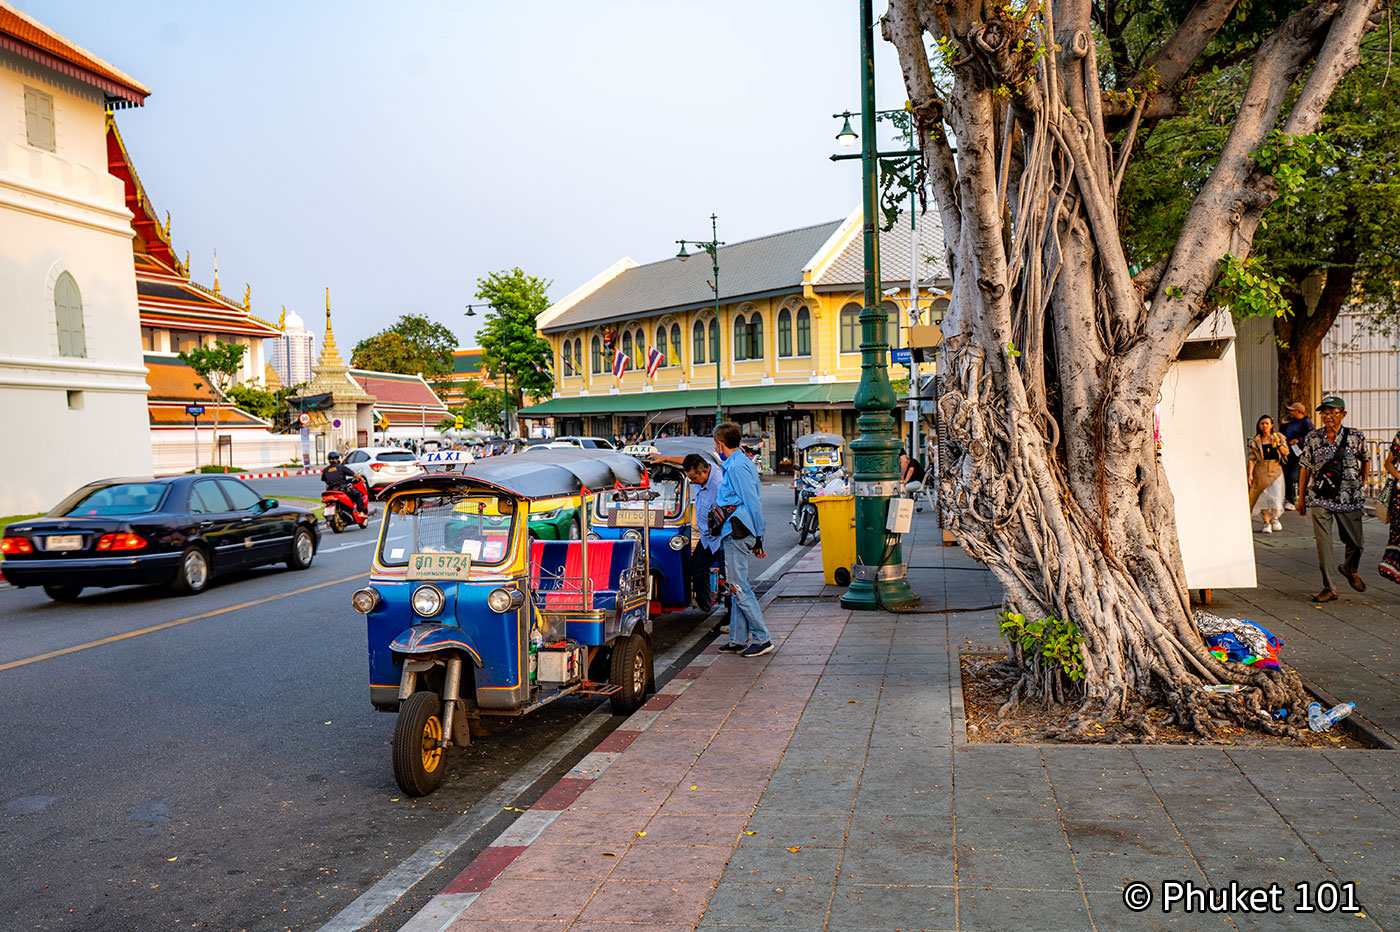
[532,359,548,376]
[612,348,629,379]
[646,345,665,377]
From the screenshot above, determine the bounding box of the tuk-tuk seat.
[529,539,638,611]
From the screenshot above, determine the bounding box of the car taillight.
[96,533,146,551]
[370,462,384,471]
[1,536,34,554]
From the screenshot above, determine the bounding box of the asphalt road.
[0,477,805,932]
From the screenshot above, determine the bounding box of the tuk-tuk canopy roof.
[794,432,844,450]
[651,435,722,465]
[385,448,646,500]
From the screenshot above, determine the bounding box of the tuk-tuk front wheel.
[609,632,650,715]
[393,692,446,796]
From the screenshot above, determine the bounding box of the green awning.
[516,383,857,418]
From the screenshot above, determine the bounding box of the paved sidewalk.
[401,510,1400,932]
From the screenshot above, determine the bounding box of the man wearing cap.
[1297,395,1369,602]
[1280,401,1315,508]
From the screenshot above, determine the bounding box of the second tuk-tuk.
[351,448,657,796]
[590,436,721,615]
[791,432,846,544]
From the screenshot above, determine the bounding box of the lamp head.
[836,112,857,147]
[676,242,690,261]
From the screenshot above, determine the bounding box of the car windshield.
[56,482,169,516]
[379,491,515,567]
[378,452,417,462]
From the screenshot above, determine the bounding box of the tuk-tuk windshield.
[592,473,683,522]
[379,491,516,567]
[802,445,842,467]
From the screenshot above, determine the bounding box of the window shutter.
[25,87,56,151]
[54,273,86,358]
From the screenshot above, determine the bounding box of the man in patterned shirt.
[1297,395,1369,602]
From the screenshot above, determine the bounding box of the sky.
[17,0,916,353]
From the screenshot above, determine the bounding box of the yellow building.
[519,208,949,471]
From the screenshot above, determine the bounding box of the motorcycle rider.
[321,451,367,514]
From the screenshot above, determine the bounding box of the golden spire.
[212,249,220,294]
[317,286,344,369]
[243,284,251,310]
[163,211,171,239]
[183,250,189,275]
[278,305,286,330]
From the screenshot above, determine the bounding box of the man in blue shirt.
[681,453,725,614]
[712,422,771,657]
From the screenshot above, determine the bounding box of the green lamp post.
[675,213,725,427]
[837,0,919,611]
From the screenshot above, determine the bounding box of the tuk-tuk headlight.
[623,529,643,543]
[411,584,446,617]
[587,532,601,541]
[350,587,381,614]
[487,587,525,613]
[668,534,687,551]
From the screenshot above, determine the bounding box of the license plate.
[408,552,472,579]
[45,534,83,551]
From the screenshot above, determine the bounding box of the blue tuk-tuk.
[589,436,720,615]
[351,448,656,796]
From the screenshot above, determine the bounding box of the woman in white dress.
[1247,415,1288,532]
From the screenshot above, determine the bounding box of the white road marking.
[756,541,809,581]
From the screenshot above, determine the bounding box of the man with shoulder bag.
[710,422,772,657]
[1297,395,1369,602]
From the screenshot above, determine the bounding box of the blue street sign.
[185,404,205,417]
[891,348,913,367]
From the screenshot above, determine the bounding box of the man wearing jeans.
[712,422,771,657]
[1297,395,1369,602]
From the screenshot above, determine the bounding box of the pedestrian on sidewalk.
[1377,431,1400,584]
[1247,415,1288,533]
[900,446,926,512]
[1297,395,1369,602]
[681,452,727,620]
[711,421,772,657]
[1280,401,1314,507]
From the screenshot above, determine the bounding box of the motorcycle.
[791,465,839,545]
[323,475,371,533]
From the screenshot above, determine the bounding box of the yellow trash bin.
[811,494,855,586]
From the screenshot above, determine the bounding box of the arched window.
[669,323,682,365]
[733,313,748,361]
[796,307,811,356]
[693,320,706,365]
[591,335,603,373]
[54,272,86,358]
[622,331,634,368]
[882,300,902,348]
[655,324,667,366]
[839,303,861,353]
[749,312,764,360]
[574,338,583,371]
[778,308,793,357]
[708,318,718,361]
[563,340,573,375]
[632,328,645,368]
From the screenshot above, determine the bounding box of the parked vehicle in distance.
[550,436,617,450]
[1,475,319,600]
[342,447,424,495]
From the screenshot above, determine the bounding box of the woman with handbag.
[1247,415,1288,533]
[1378,432,1400,583]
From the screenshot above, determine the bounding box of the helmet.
[328,451,341,462]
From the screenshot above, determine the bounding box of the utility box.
[536,645,583,684]
[1157,310,1257,590]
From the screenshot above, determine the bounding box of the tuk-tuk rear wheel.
[609,633,649,715]
[393,692,446,796]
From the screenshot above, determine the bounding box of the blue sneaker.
[718,642,745,654]
[740,641,773,658]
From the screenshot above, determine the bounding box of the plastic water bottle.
[1307,701,1355,731]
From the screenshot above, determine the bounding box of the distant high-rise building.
[268,309,315,387]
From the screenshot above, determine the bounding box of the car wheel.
[287,526,315,570]
[170,546,211,595]
[609,632,648,715]
[568,517,582,540]
[43,585,82,602]
[393,692,446,796]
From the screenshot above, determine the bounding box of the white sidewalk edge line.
[315,613,716,932]
[756,541,809,581]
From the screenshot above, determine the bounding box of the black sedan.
[0,475,320,601]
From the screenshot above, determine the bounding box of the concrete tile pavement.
[401,508,1400,932]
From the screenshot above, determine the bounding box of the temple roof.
[349,368,449,414]
[0,2,148,108]
[143,355,269,428]
[134,253,281,338]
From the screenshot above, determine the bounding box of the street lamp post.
[835,0,919,611]
[676,214,725,428]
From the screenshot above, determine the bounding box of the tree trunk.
[1275,262,1356,410]
[884,0,1381,737]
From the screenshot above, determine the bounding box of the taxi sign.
[420,449,471,468]
[407,552,472,580]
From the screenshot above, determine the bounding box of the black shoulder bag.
[1310,428,1349,501]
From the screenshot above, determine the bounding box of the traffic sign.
[185,404,205,417]
[891,348,913,367]
[332,418,342,428]
[298,413,310,426]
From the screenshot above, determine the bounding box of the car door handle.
[198,521,213,529]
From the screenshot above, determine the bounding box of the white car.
[549,435,616,450]
[341,447,423,494]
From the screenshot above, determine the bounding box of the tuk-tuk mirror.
[392,497,417,515]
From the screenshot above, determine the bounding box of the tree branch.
[1103,0,1241,127]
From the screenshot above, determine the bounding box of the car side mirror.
[258,498,278,512]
